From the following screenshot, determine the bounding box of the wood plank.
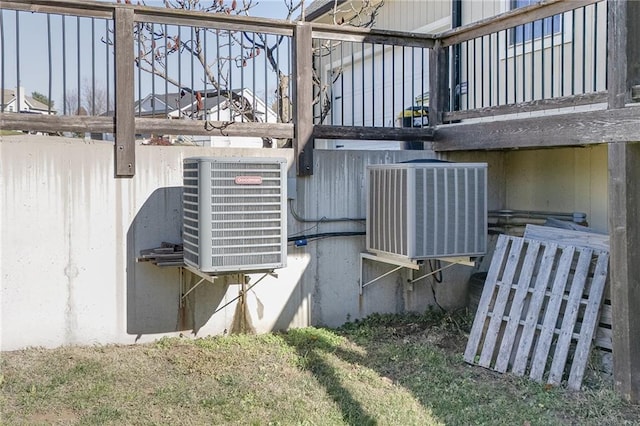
[494,240,542,373]
[547,248,593,385]
[135,118,293,139]
[568,252,610,390]
[438,0,599,47]
[607,0,628,109]
[529,246,576,382]
[313,125,434,141]
[133,10,294,37]
[0,113,115,133]
[608,141,640,401]
[114,7,135,177]
[311,25,435,49]
[443,92,608,122]
[464,235,510,364]
[511,243,559,376]
[0,0,114,18]
[524,224,609,251]
[432,107,640,151]
[478,238,525,368]
[292,23,314,176]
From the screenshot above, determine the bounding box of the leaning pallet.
[464,234,609,390]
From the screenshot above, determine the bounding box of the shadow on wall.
[126,186,224,337]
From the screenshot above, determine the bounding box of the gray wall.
[1,136,471,350]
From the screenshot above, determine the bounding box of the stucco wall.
[1,136,467,350]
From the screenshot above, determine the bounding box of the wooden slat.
[511,242,559,376]
[524,224,609,251]
[135,118,293,139]
[432,107,640,151]
[0,0,114,18]
[464,235,510,363]
[134,9,294,36]
[438,0,599,47]
[568,252,610,389]
[313,125,434,141]
[494,240,542,373]
[311,25,435,49]
[478,238,525,368]
[547,249,593,385]
[0,113,115,133]
[529,246,576,381]
[114,7,135,177]
[292,23,314,176]
[443,92,608,122]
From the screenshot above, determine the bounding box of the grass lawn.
[1,310,639,425]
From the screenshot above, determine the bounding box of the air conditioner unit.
[366,161,487,261]
[183,156,287,273]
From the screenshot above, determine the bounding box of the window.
[511,0,562,44]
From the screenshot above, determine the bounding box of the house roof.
[1,88,55,112]
[303,0,348,21]
[135,88,271,120]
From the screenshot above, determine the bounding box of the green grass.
[1,311,638,425]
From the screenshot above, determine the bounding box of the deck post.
[114,7,135,178]
[607,0,640,402]
[292,22,314,176]
[429,41,449,126]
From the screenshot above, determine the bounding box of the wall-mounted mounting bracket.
[359,253,474,295]
[180,265,218,307]
[359,253,421,295]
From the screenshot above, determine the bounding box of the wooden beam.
[443,92,608,122]
[607,0,640,403]
[311,24,436,49]
[313,125,434,141]
[292,23,314,176]
[114,8,135,178]
[438,0,598,47]
[135,118,293,139]
[608,142,640,402]
[608,0,627,108]
[428,42,449,126]
[0,113,114,133]
[0,0,114,18]
[432,107,640,151]
[134,8,294,36]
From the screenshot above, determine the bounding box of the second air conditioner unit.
[183,156,287,273]
[366,161,487,261]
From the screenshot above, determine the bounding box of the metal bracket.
[179,267,277,307]
[359,253,473,295]
[359,253,420,295]
[180,266,218,307]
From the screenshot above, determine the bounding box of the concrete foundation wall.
[1,136,466,350]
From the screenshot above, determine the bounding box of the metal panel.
[366,162,487,260]
[183,156,287,273]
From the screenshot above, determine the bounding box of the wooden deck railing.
[0,0,620,176]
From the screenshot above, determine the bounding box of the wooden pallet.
[464,234,609,390]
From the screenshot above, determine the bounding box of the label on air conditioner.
[234,175,263,185]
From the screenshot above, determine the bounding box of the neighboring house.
[1,87,56,114]
[307,0,446,149]
[135,88,277,148]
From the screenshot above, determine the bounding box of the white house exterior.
[135,88,277,148]
[1,87,56,114]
